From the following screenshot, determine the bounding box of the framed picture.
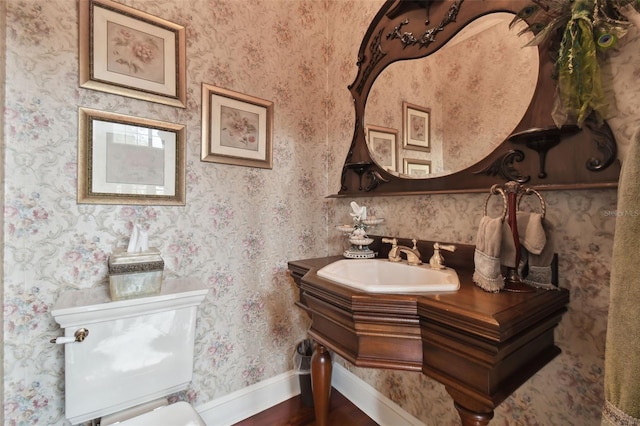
[78,108,186,205]
[201,84,274,169]
[79,0,187,108]
[403,158,432,177]
[403,102,431,151]
[366,125,398,172]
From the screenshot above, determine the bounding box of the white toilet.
[51,278,209,425]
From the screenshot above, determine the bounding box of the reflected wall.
[365,13,538,177]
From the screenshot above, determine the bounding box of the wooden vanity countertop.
[288,236,569,343]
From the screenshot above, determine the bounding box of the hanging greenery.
[511,0,640,127]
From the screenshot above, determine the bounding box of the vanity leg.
[311,343,332,426]
[446,387,494,426]
[453,402,494,426]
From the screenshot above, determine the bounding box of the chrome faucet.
[382,238,422,265]
[429,242,456,269]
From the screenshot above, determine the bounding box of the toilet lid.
[116,401,205,426]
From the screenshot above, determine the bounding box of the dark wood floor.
[232,388,378,426]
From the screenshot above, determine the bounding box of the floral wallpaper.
[327,2,640,426]
[327,190,618,425]
[3,0,326,424]
[3,1,640,426]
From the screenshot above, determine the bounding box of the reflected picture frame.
[79,0,187,108]
[366,125,398,172]
[78,108,186,205]
[201,84,274,169]
[403,158,432,177]
[403,102,431,151]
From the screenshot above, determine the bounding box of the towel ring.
[483,184,508,221]
[517,187,546,218]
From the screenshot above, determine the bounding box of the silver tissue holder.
[108,248,164,301]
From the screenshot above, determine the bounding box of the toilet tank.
[51,278,208,425]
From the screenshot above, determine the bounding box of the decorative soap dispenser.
[335,202,384,259]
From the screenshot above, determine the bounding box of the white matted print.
[366,125,398,172]
[78,108,186,205]
[79,0,186,107]
[403,158,432,177]
[403,102,431,151]
[201,84,273,169]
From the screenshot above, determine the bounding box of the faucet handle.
[382,238,401,262]
[429,242,456,269]
[434,242,456,253]
[411,239,421,256]
[382,237,397,247]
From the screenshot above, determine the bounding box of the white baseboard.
[196,370,301,426]
[196,364,423,426]
[332,363,424,426]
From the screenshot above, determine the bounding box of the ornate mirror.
[335,0,620,197]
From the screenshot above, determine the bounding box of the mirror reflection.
[365,13,539,178]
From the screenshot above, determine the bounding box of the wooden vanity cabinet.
[288,240,569,426]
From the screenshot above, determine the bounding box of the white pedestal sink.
[316,258,460,293]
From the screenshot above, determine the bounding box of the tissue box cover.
[108,248,164,300]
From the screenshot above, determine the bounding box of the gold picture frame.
[201,84,274,169]
[78,108,186,205]
[403,102,431,151]
[403,158,432,177]
[366,125,398,172]
[79,0,187,108]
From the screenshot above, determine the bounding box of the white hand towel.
[522,217,555,289]
[516,211,546,255]
[499,212,545,270]
[499,221,518,268]
[473,215,505,292]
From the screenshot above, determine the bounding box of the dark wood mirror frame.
[334,0,620,197]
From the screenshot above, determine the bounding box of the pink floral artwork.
[219,106,260,152]
[106,22,165,84]
[371,136,392,165]
[409,114,426,142]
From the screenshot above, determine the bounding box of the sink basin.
[316,259,460,293]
